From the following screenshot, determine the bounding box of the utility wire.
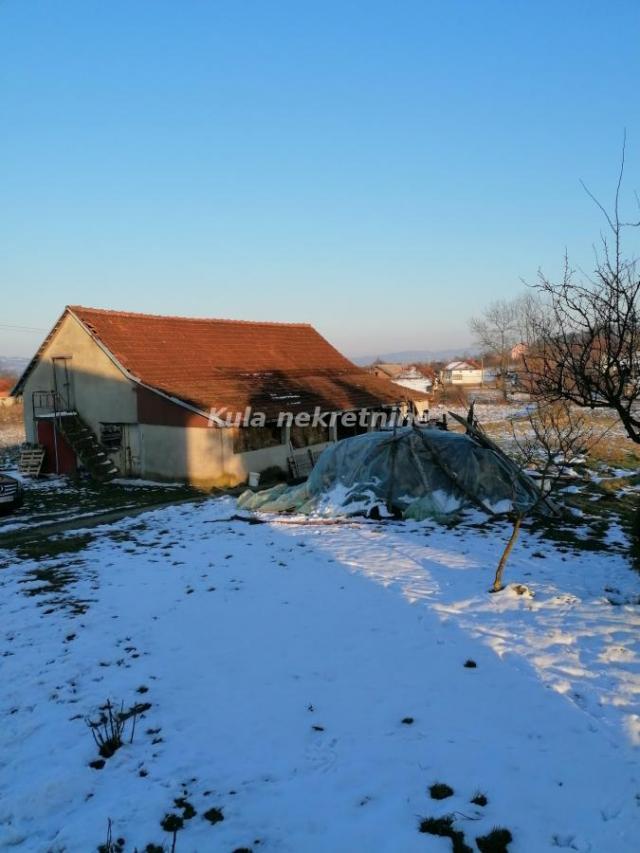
[0,323,47,333]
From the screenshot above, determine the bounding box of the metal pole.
[53,421,60,474]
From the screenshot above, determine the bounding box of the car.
[0,474,24,515]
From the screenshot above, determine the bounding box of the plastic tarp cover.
[237,426,542,520]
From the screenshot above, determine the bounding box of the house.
[440,360,484,386]
[368,363,433,415]
[392,365,433,395]
[388,366,433,417]
[369,362,405,380]
[12,306,412,487]
[370,362,433,388]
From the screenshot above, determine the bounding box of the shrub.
[476,827,513,852]
[429,781,454,800]
[97,819,125,853]
[418,815,472,853]
[86,699,152,759]
[87,701,126,759]
[203,806,224,825]
[161,814,184,853]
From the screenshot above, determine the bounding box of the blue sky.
[2,0,640,359]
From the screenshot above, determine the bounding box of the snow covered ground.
[1,497,639,852]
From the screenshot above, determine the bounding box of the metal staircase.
[57,414,119,482]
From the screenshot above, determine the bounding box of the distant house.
[369,363,432,391]
[441,360,484,386]
[0,378,12,398]
[12,306,413,487]
[391,366,433,393]
[369,363,432,415]
[369,362,405,380]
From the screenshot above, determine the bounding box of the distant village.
[367,342,527,397]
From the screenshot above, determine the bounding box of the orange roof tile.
[66,306,408,417]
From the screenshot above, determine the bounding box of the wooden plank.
[18,446,46,477]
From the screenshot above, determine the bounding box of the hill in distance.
[0,356,29,377]
[349,347,479,367]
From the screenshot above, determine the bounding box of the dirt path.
[0,493,208,549]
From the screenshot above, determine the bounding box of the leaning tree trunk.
[492,514,523,592]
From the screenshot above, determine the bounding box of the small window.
[290,423,331,449]
[100,423,123,451]
[233,423,283,454]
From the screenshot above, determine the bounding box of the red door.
[36,421,78,475]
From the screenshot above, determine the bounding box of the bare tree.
[524,136,640,442]
[453,404,559,592]
[509,399,605,494]
[491,399,613,592]
[469,299,519,399]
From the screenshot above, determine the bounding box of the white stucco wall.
[443,369,484,385]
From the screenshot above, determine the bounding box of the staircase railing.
[32,389,78,418]
[57,413,119,482]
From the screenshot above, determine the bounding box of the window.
[290,423,331,449]
[100,423,123,451]
[233,423,284,454]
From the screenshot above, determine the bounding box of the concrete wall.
[139,422,333,488]
[21,313,138,442]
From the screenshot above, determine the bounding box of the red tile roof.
[66,306,408,418]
